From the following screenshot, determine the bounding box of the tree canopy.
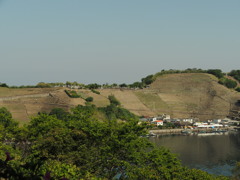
[0,105,231,179]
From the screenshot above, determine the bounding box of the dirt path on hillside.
[0,93,50,101]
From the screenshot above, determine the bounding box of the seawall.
[149,127,233,135]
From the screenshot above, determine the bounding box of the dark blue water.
[149,132,240,176]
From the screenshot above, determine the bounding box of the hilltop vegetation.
[229,70,240,82]
[2,68,240,91]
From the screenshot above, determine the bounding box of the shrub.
[49,108,69,120]
[108,95,120,106]
[119,83,127,88]
[91,89,100,94]
[129,82,143,89]
[228,70,240,82]
[36,82,51,88]
[218,78,237,89]
[236,87,240,92]
[141,75,154,85]
[87,83,101,89]
[207,69,224,79]
[0,83,9,88]
[64,90,80,98]
[85,97,93,102]
[225,79,237,89]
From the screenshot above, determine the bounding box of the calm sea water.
[149,131,240,176]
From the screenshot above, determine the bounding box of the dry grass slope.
[148,73,240,119]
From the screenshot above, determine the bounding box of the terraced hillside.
[1,73,240,124]
[148,73,240,120]
[0,87,72,124]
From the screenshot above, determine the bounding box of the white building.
[149,117,157,122]
[163,114,171,120]
[182,118,194,123]
[152,120,164,126]
[213,119,222,124]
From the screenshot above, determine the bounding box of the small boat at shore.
[181,130,192,135]
[141,132,157,137]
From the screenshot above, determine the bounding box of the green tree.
[236,87,240,92]
[225,79,238,88]
[119,83,128,88]
[129,82,143,89]
[108,95,120,106]
[219,78,238,89]
[85,97,93,102]
[49,108,69,120]
[36,82,51,88]
[87,83,101,89]
[207,69,224,79]
[232,162,240,180]
[0,83,9,88]
[0,106,231,179]
[228,70,240,82]
[0,107,18,131]
[141,74,154,85]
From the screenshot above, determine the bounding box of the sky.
[0,0,240,86]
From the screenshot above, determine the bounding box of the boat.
[181,130,192,135]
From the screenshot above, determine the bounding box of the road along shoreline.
[149,127,237,135]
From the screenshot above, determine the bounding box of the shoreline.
[148,127,239,136]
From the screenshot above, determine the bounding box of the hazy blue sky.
[1,0,240,85]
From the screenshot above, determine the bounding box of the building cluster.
[194,119,239,128]
[140,115,240,129]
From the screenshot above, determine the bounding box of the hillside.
[1,73,240,124]
[148,73,240,120]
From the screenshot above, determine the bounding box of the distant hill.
[148,73,240,120]
[1,73,240,124]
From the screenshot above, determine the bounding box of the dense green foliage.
[108,95,121,106]
[64,90,80,98]
[99,104,138,121]
[236,87,240,92]
[119,83,128,88]
[141,74,154,86]
[0,83,8,88]
[36,82,51,88]
[49,108,69,120]
[218,78,238,89]
[101,95,136,120]
[0,105,233,179]
[228,70,240,83]
[85,96,94,102]
[129,81,143,89]
[87,83,101,89]
[91,89,100,94]
[0,107,18,128]
[206,69,224,79]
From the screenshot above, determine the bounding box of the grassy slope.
[98,89,155,116]
[134,91,170,114]
[149,73,240,119]
[1,73,240,124]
